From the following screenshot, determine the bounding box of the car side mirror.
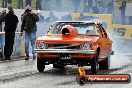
[47,31,52,35]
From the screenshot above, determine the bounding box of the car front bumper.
[34,49,96,55]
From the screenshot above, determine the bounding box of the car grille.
[47,44,81,49]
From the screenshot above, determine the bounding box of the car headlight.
[38,42,46,49]
[83,43,90,50]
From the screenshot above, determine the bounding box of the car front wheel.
[37,58,45,72]
[99,52,111,70]
[91,54,98,74]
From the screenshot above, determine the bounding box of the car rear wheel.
[37,58,45,72]
[99,53,110,70]
[91,54,98,74]
[53,63,65,68]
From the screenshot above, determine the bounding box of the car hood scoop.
[37,34,99,43]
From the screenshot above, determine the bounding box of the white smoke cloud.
[110,53,130,68]
[106,29,131,68]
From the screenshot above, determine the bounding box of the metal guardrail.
[0,32,25,58]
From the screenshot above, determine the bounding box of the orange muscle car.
[35,21,114,74]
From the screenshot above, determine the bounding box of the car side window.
[86,29,98,35]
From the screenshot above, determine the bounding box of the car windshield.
[49,22,99,35]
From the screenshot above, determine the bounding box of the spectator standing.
[74,13,85,21]
[18,0,23,9]
[60,14,72,21]
[46,12,58,22]
[0,10,6,32]
[129,16,132,25]
[44,0,50,11]
[119,1,126,25]
[2,0,12,8]
[26,0,31,7]
[2,0,7,8]
[56,0,62,11]
[8,0,12,4]
[0,12,1,31]
[37,10,44,22]
[36,0,42,10]
[72,0,80,13]
[107,0,114,14]
[97,0,106,14]
[21,10,26,23]
[4,5,18,60]
[92,2,99,14]
[21,5,39,60]
[84,0,93,13]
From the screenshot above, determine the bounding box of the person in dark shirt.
[4,5,18,60]
[21,5,39,60]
